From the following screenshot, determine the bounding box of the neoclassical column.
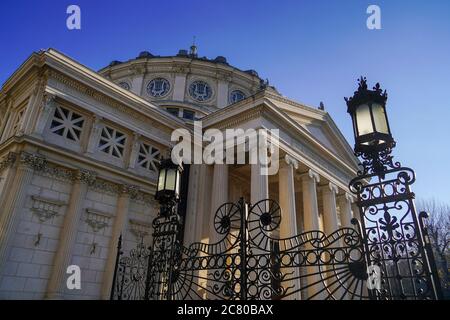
[278,154,301,300]
[351,203,363,224]
[84,115,102,155]
[250,149,269,205]
[100,184,137,299]
[337,192,354,228]
[33,93,56,137]
[197,164,212,242]
[127,132,141,169]
[0,153,36,274]
[301,169,320,231]
[321,182,339,235]
[279,154,299,241]
[183,164,201,246]
[46,169,96,299]
[209,164,228,245]
[19,80,45,136]
[300,169,325,299]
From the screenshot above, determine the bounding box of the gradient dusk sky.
[1,0,449,203]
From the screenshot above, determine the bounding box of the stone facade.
[0,48,360,299]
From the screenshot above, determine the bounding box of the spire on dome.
[189,36,198,57]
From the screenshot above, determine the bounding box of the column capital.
[119,184,140,198]
[74,169,97,185]
[320,182,339,195]
[42,92,57,106]
[19,152,47,171]
[132,132,141,141]
[338,192,354,203]
[299,169,320,184]
[284,154,299,169]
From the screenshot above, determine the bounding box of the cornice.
[1,150,156,206]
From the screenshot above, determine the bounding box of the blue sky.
[1,0,449,203]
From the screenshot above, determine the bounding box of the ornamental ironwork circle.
[249,199,281,232]
[147,78,171,98]
[229,89,246,104]
[214,202,241,234]
[189,80,212,102]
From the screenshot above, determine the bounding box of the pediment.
[264,95,358,167]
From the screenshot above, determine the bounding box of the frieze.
[89,178,119,194]
[48,70,170,133]
[119,184,140,199]
[20,152,47,171]
[75,169,97,185]
[0,152,17,172]
[47,71,172,139]
[15,151,157,204]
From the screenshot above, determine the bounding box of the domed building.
[0,47,360,299]
[99,45,272,121]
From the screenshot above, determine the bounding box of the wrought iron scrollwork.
[112,197,372,300]
[111,172,442,301]
[349,156,442,300]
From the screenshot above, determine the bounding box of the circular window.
[147,78,171,98]
[118,82,130,90]
[189,80,212,102]
[229,90,246,104]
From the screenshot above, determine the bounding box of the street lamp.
[346,78,443,300]
[155,158,183,217]
[345,77,395,175]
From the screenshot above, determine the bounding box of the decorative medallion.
[229,89,246,104]
[147,78,171,98]
[189,80,212,102]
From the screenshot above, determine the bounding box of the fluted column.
[209,164,228,245]
[183,164,201,246]
[46,169,96,299]
[301,170,320,231]
[352,203,362,224]
[321,182,339,235]
[321,182,346,298]
[100,184,136,299]
[251,149,269,205]
[279,155,299,240]
[338,193,354,228]
[0,153,35,275]
[300,169,325,299]
[278,155,301,299]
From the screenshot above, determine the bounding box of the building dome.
[98,49,264,122]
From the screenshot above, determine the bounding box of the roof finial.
[190,36,198,57]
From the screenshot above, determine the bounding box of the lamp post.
[346,77,443,300]
[345,77,395,177]
[155,158,183,217]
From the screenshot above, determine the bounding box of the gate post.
[239,198,248,300]
[109,234,122,300]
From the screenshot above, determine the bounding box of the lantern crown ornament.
[345,77,397,177]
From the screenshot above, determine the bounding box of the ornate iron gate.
[112,198,373,300]
[348,148,442,300]
[111,168,442,300]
